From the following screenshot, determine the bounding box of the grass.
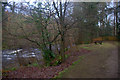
[0,70,1,77]
[72,56,85,65]
[81,46,91,50]
[77,42,118,51]
[54,55,85,78]
[27,62,40,67]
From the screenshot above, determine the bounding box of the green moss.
[0,71,2,76]
[65,54,68,59]
[72,56,85,65]
[81,46,90,50]
[10,67,16,71]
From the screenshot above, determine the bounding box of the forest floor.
[2,41,119,78]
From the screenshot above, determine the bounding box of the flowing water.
[2,48,43,69]
[2,44,72,69]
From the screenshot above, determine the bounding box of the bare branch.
[53,1,60,18]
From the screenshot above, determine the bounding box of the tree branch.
[53,1,60,18]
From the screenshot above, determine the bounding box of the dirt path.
[61,42,118,78]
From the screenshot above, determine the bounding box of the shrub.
[64,48,68,52]
[43,49,56,66]
[50,55,62,66]
[93,36,118,41]
[107,36,118,41]
[51,54,69,66]
[103,36,118,41]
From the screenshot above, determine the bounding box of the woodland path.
[61,41,119,78]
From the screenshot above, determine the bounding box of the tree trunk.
[116,9,118,35]
[114,9,116,36]
[49,44,52,51]
[60,34,65,62]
